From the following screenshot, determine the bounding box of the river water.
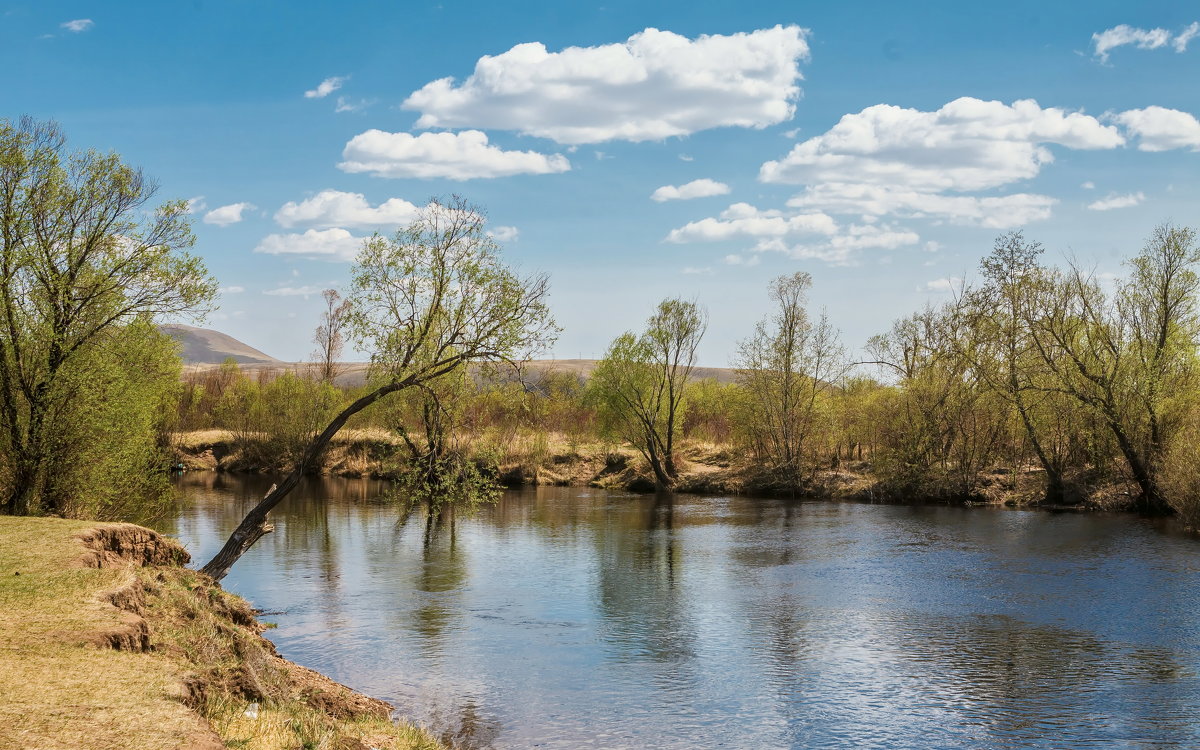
[168,473,1200,749]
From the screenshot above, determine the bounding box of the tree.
[969,232,1074,500]
[589,298,706,489]
[734,272,844,479]
[1027,225,1200,511]
[0,117,216,516]
[201,197,556,580]
[311,288,350,384]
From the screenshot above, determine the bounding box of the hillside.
[165,326,739,384]
[159,324,282,366]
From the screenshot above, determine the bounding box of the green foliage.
[0,117,216,518]
[44,321,182,522]
[588,298,706,487]
[734,272,844,479]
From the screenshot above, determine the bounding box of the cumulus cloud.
[666,202,917,265]
[665,202,837,243]
[203,202,257,227]
[1087,192,1145,211]
[1081,181,1096,190]
[651,178,731,202]
[264,285,325,297]
[487,225,519,242]
[254,228,364,262]
[403,25,810,144]
[218,285,245,294]
[338,129,570,180]
[275,190,421,229]
[1091,22,1198,62]
[60,19,93,32]
[760,97,1123,191]
[305,76,348,99]
[786,183,1057,228]
[1112,106,1200,151]
[185,196,207,214]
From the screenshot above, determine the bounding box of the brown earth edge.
[37,522,441,750]
[172,432,1140,512]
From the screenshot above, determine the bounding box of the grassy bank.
[0,517,443,750]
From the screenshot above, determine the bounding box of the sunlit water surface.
[168,474,1200,749]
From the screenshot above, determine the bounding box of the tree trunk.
[1106,417,1168,513]
[201,377,413,581]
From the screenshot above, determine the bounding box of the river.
[168,473,1200,749]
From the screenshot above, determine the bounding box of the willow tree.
[0,117,216,516]
[589,298,706,489]
[1028,225,1200,512]
[968,233,1076,501]
[734,272,843,479]
[201,197,556,580]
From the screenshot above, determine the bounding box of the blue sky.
[3,1,1199,365]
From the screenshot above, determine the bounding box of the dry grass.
[0,516,444,750]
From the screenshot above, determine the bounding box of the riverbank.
[172,430,1137,511]
[0,516,444,750]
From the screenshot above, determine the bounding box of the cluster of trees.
[5,116,1200,583]
[171,226,1200,524]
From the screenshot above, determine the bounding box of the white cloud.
[923,276,964,293]
[1081,181,1096,190]
[254,228,364,262]
[487,225,519,242]
[305,76,348,99]
[338,129,570,180]
[185,196,207,214]
[665,202,837,243]
[1092,24,1171,63]
[203,202,257,227]
[218,285,245,294]
[403,25,810,144]
[724,254,760,267]
[786,183,1057,228]
[264,285,325,297]
[1175,22,1200,52]
[1112,106,1200,151]
[1087,191,1145,211]
[651,178,731,202]
[760,97,1123,191]
[275,190,421,229]
[60,19,93,32]
[334,96,372,113]
[666,202,917,265]
[1091,22,1199,62]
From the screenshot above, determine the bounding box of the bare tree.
[311,289,350,384]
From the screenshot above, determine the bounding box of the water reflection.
[170,476,1200,749]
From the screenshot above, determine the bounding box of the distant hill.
[159,324,282,365]
[160,325,739,384]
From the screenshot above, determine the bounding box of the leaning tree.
[201,197,556,580]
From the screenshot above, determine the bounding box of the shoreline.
[0,517,444,750]
[171,430,1147,515]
